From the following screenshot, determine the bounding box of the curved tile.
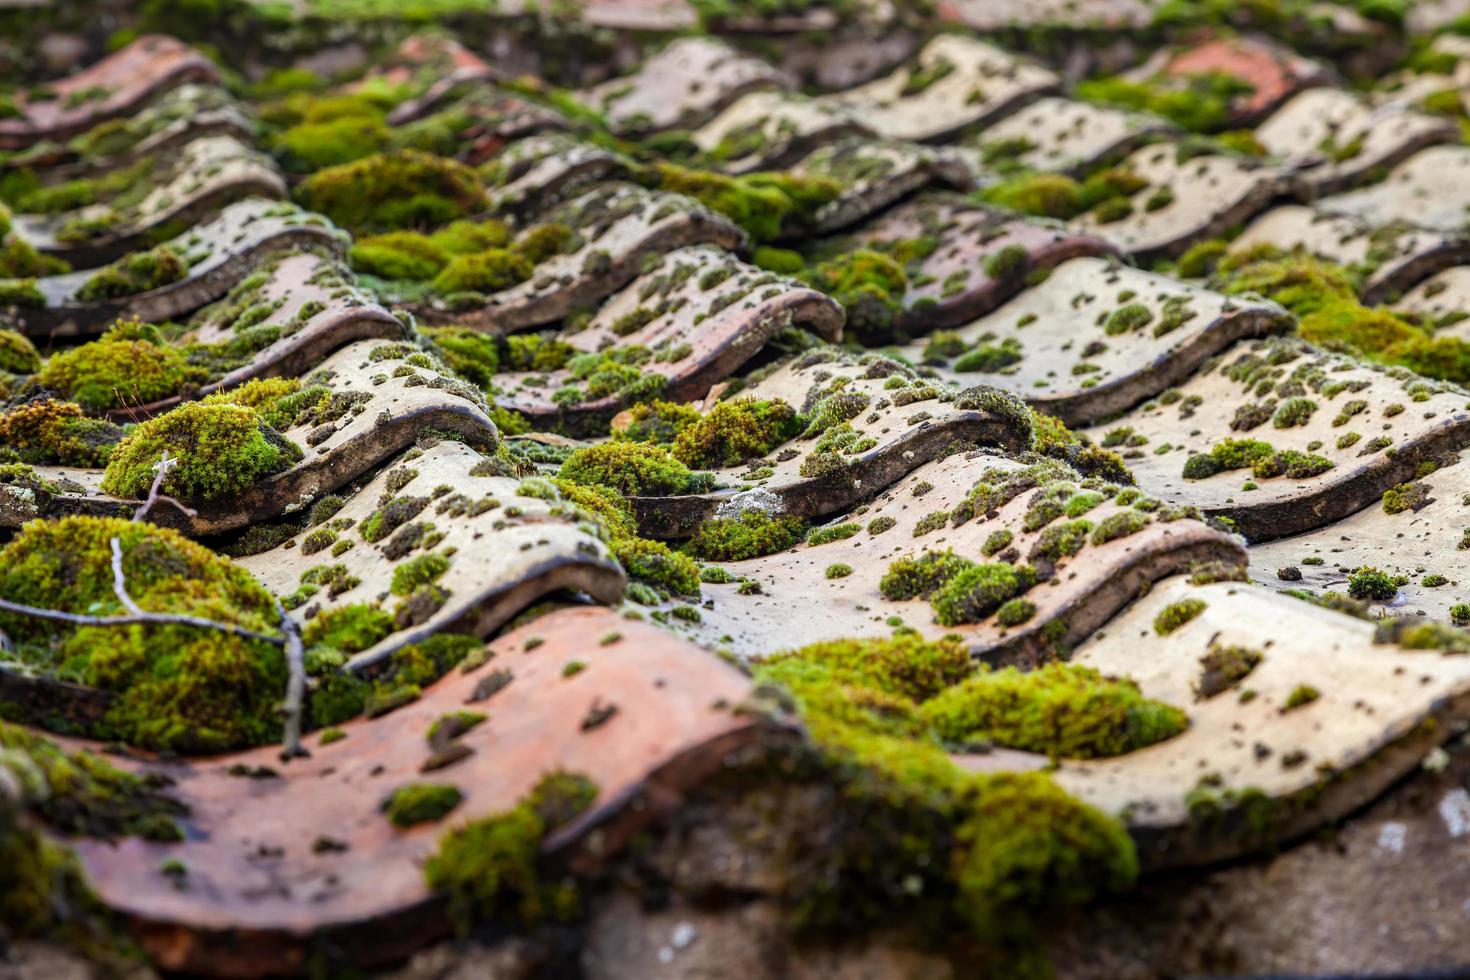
[64,607,759,974]
[1129,35,1334,125]
[486,134,634,217]
[690,91,872,174]
[496,246,843,433]
[966,96,1176,176]
[791,138,976,235]
[1082,336,1470,542]
[1318,145,1470,233]
[902,256,1293,426]
[0,35,220,150]
[675,451,1242,661]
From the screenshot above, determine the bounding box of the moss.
[807,522,860,546]
[1382,481,1430,515]
[1347,566,1399,601]
[1091,510,1150,546]
[669,397,803,468]
[825,563,853,579]
[0,398,122,466]
[931,563,1037,627]
[273,114,391,172]
[1283,685,1320,711]
[38,318,206,411]
[808,249,907,345]
[0,278,46,308]
[1103,303,1154,335]
[351,230,450,280]
[1176,239,1228,278]
[868,515,897,535]
[1195,644,1261,699]
[1153,598,1206,635]
[651,163,840,242]
[1029,519,1093,564]
[294,149,488,235]
[431,248,533,295]
[513,222,575,263]
[685,509,807,561]
[558,441,697,497]
[303,603,393,653]
[382,782,463,828]
[100,402,302,503]
[878,550,975,601]
[0,232,70,280]
[994,598,1036,627]
[0,516,285,751]
[919,663,1186,758]
[981,529,1014,556]
[391,552,451,596]
[1270,397,1316,428]
[954,338,1023,373]
[982,245,1029,280]
[75,244,187,300]
[612,537,701,596]
[1076,72,1252,132]
[425,771,598,931]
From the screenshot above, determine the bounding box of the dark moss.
[685,509,807,562]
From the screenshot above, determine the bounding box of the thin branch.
[0,596,287,645]
[276,599,309,761]
[132,453,197,522]
[109,538,144,616]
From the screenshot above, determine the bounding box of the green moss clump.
[806,522,860,546]
[617,400,701,445]
[685,509,807,561]
[0,231,71,280]
[919,663,1187,758]
[302,603,393,653]
[808,249,907,345]
[1153,598,1206,635]
[431,248,533,295]
[612,537,701,596]
[1091,510,1150,546]
[422,326,499,390]
[0,398,122,466]
[826,563,853,579]
[931,562,1037,627]
[391,552,451,596]
[0,516,286,751]
[0,328,39,374]
[1076,72,1253,132]
[75,245,187,300]
[383,782,464,828]
[427,710,487,743]
[100,402,302,503]
[1347,566,1398,601]
[425,771,598,930]
[1103,303,1154,335]
[351,230,450,280]
[1382,481,1430,515]
[669,397,803,468]
[294,149,489,235]
[38,318,205,411]
[1283,684,1320,711]
[1195,644,1262,699]
[651,163,840,242]
[878,549,975,601]
[994,598,1036,627]
[558,441,697,497]
[0,278,46,308]
[1270,397,1316,428]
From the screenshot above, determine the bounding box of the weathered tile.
[373,35,497,126]
[671,450,1242,661]
[832,193,1118,333]
[0,35,220,150]
[1254,88,1456,197]
[1231,206,1470,305]
[581,37,791,136]
[1034,575,1470,866]
[419,182,745,333]
[239,440,625,666]
[1071,144,1290,260]
[901,256,1292,426]
[496,246,843,432]
[966,96,1175,176]
[8,198,346,339]
[1081,336,1470,542]
[690,91,873,174]
[63,606,759,974]
[1317,145,1470,233]
[937,0,1151,30]
[790,138,976,235]
[1395,265,1470,341]
[13,134,286,266]
[823,34,1059,143]
[1128,35,1334,125]
[486,134,635,217]
[628,350,1036,538]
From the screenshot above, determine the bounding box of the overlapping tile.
[1127,35,1334,126]
[375,35,497,126]
[1254,88,1456,197]
[0,35,220,150]
[1084,336,1470,541]
[1396,265,1470,340]
[628,351,1035,537]
[966,96,1176,176]
[494,245,843,432]
[7,198,346,339]
[677,450,1242,661]
[1231,206,1470,305]
[1317,145,1470,233]
[581,36,791,135]
[690,91,872,174]
[485,134,634,217]
[12,134,286,266]
[1071,144,1290,260]
[822,34,1059,143]
[790,138,976,235]
[64,607,761,974]
[938,0,1151,30]
[902,256,1293,426]
[1038,575,1470,866]
[419,182,745,332]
